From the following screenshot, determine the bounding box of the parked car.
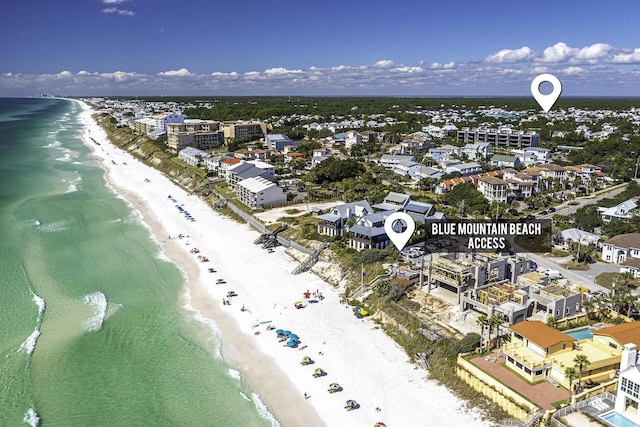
[549,207,556,213]
[540,210,548,215]
[526,214,536,220]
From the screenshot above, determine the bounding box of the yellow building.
[504,320,622,388]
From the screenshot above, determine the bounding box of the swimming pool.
[565,327,594,341]
[600,411,640,427]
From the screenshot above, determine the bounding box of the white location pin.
[384,212,416,251]
[531,73,562,113]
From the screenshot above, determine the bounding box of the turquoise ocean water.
[0,98,276,426]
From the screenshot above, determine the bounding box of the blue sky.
[2,0,640,96]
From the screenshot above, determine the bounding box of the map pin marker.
[384,212,416,251]
[531,73,562,113]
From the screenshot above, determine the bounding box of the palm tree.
[476,315,488,352]
[565,367,577,403]
[488,314,504,350]
[573,354,591,387]
[582,299,595,321]
[547,316,559,329]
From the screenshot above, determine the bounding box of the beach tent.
[301,356,313,365]
[328,383,342,393]
[313,368,325,377]
[345,400,359,410]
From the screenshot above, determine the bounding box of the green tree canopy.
[308,157,365,184]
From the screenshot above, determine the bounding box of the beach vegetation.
[452,333,481,355]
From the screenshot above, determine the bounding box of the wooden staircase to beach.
[254,225,288,249]
[292,242,330,275]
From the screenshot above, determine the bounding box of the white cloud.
[102,7,135,16]
[563,67,584,75]
[101,0,129,3]
[4,45,640,96]
[485,46,534,63]
[612,48,640,64]
[539,42,614,64]
[374,60,394,68]
[158,68,193,77]
[264,67,303,75]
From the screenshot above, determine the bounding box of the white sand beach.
[77,101,490,427]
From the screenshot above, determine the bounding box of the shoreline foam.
[75,100,490,427]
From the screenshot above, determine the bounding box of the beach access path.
[78,101,490,427]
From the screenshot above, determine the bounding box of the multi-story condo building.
[221,121,266,141]
[457,127,540,148]
[167,119,224,153]
[236,177,286,209]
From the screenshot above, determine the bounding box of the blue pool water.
[601,411,640,427]
[566,327,594,341]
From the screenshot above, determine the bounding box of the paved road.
[538,182,629,219]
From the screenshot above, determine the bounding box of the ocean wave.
[18,329,41,356]
[181,289,223,360]
[228,368,241,381]
[32,292,45,323]
[65,184,78,193]
[83,292,107,332]
[252,392,281,427]
[44,140,61,148]
[23,408,40,427]
[37,220,73,233]
[154,251,172,263]
[55,154,73,162]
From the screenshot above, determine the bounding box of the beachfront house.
[348,211,394,250]
[317,200,373,236]
[601,233,640,264]
[372,192,412,211]
[503,321,623,388]
[178,147,210,167]
[615,343,640,423]
[236,176,286,209]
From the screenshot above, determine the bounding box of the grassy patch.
[561,261,590,271]
[595,272,640,290]
[550,248,570,257]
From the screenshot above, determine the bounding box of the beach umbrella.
[276,329,284,335]
[289,334,299,340]
[329,383,341,391]
[302,356,312,364]
[360,310,368,316]
[374,423,386,427]
[287,341,296,347]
